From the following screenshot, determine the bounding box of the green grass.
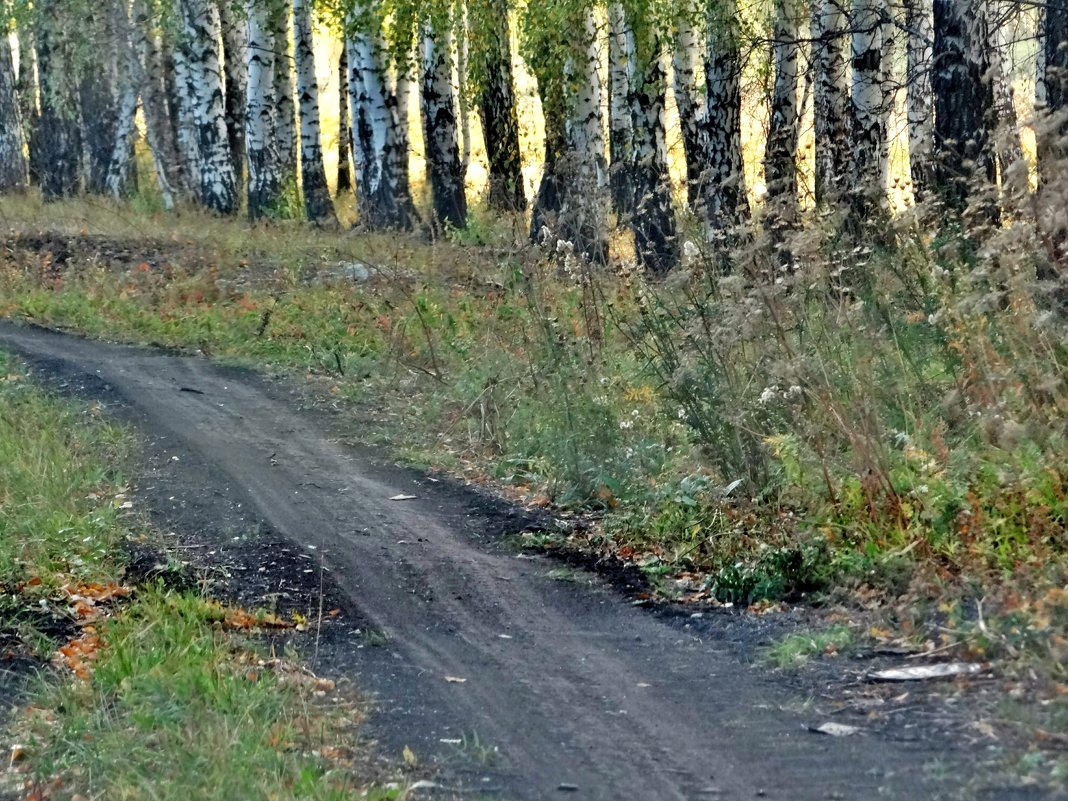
[25,590,398,801]
[0,352,400,800]
[767,625,858,668]
[0,353,130,593]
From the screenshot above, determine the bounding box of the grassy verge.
[0,352,398,801]
[2,200,1068,678]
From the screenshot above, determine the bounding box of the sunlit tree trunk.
[219,0,248,183]
[346,6,417,229]
[608,2,635,215]
[132,0,181,207]
[15,24,38,178]
[850,0,889,200]
[337,47,353,192]
[989,1,1025,199]
[180,0,238,214]
[673,0,703,209]
[764,0,800,218]
[79,5,121,195]
[811,0,850,203]
[246,0,282,219]
[294,0,336,225]
[0,28,27,190]
[469,0,525,210]
[931,0,995,211]
[529,61,567,242]
[905,0,934,200]
[700,0,748,229]
[421,10,467,230]
[270,0,297,178]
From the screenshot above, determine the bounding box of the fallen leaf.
[389,494,418,501]
[444,676,467,684]
[402,745,418,766]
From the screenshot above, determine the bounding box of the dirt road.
[0,322,982,801]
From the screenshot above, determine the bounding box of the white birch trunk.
[246,0,282,218]
[454,0,472,173]
[270,0,297,176]
[608,2,635,214]
[421,14,467,230]
[179,0,238,214]
[672,0,704,207]
[851,0,889,198]
[105,0,141,199]
[812,0,850,203]
[345,6,416,228]
[567,8,607,190]
[219,0,248,182]
[764,0,801,215]
[131,0,180,208]
[989,0,1025,195]
[905,0,934,199]
[172,32,203,195]
[293,0,336,225]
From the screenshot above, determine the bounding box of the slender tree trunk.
[337,47,353,192]
[850,0,889,200]
[989,1,1025,199]
[79,5,121,196]
[608,2,635,215]
[625,16,677,274]
[15,24,38,180]
[700,0,748,229]
[454,0,473,173]
[133,0,181,208]
[180,0,238,214]
[905,0,934,200]
[529,60,567,242]
[673,0,704,209]
[469,0,525,210]
[219,0,248,183]
[931,0,995,212]
[346,6,417,229]
[764,0,800,219]
[1040,0,1068,176]
[172,27,204,194]
[811,0,850,203]
[560,7,608,262]
[246,0,282,219]
[293,0,336,225]
[34,3,83,200]
[270,0,297,179]
[421,12,467,231]
[0,29,27,190]
[105,0,142,198]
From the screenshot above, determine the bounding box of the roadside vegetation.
[0,352,399,801]
[2,195,1067,693]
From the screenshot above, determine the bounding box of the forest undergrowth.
[2,191,1068,693]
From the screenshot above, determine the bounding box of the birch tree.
[246,0,282,218]
[294,0,337,225]
[811,0,849,203]
[608,2,635,214]
[698,0,748,228]
[764,0,801,218]
[105,0,142,198]
[622,0,677,273]
[337,47,353,192]
[850,0,890,199]
[672,0,703,209]
[1040,0,1068,175]
[931,0,995,211]
[421,1,467,231]
[34,1,83,200]
[0,21,27,190]
[345,1,417,228]
[469,0,526,211]
[270,0,298,176]
[219,0,248,183]
[79,4,122,195]
[904,0,933,199]
[179,0,239,213]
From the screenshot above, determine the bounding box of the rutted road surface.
[0,322,966,801]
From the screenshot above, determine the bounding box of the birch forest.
[1,0,1065,272]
